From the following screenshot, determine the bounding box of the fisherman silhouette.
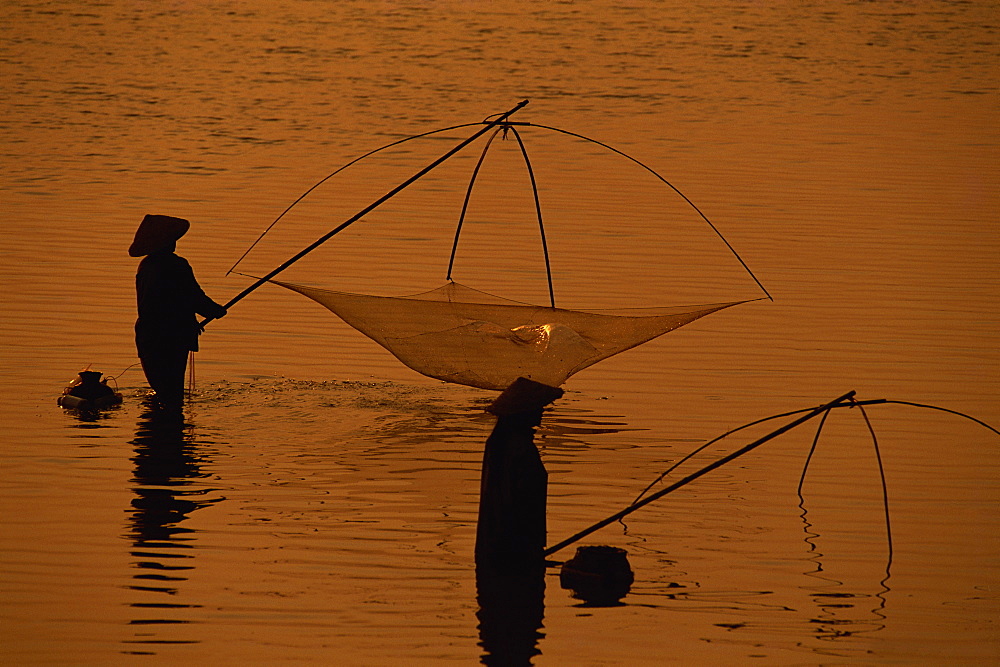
[129,214,227,410]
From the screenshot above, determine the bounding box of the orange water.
[2,1,998,664]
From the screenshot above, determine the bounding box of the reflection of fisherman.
[129,214,227,409]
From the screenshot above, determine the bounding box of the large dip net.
[221,102,769,390]
[273,279,748,390]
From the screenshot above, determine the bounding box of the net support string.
[187,351,196,401]
[202,100,530,326]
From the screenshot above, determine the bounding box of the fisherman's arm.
[175,256,228,319]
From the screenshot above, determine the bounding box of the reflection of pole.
[476,378,562,571]
[544,390,857,557]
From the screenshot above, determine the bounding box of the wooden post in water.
[476,377,563,571]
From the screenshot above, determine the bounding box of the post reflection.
[123,401,222,653]
[476,564,546,666]
[798,499,892,641]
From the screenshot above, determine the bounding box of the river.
[1,1,998,664]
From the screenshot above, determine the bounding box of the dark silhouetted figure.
[130,214,227,410]
[475,378,562,665]
[476,377,562,570]
[124,403,223,647]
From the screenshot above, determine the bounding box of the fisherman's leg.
[139,345,189,409]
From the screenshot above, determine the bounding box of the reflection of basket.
[58,370,123,411]
[559,545,634,605]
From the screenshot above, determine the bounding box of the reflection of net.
[274,280,746,390]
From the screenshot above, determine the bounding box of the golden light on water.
[1,1,997,663]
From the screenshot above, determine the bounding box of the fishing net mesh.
[274,280,746,390]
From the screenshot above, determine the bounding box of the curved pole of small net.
[796,407,893,615]
[796,408,833,496]
[628,401,824,506]
[561,395,998,558]
[543,391,858,558]
[510,125,556,308]
[635,397,999,508]
[206,100,531,323]
[446,128,503,282]
[884,400,1000,436]
[856,401,894,566]
[515,122,773,302]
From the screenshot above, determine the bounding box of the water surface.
[1,1,998,664]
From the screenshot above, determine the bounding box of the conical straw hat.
[128,214,190,257]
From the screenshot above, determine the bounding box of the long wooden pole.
[202,99,530,326]
[543,390,857,557]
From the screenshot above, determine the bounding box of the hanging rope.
[103,362,141,385]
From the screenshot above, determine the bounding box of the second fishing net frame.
[223,103,770,390]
